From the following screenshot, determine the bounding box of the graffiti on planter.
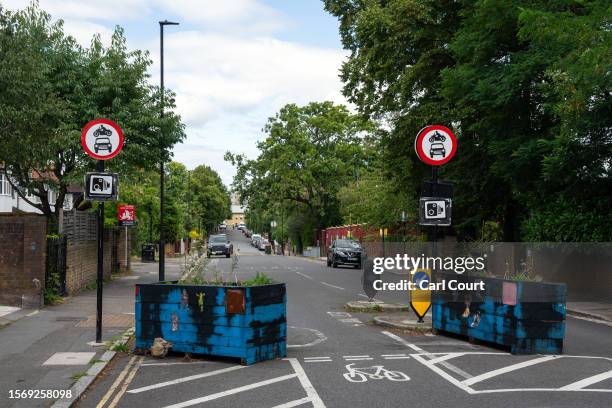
[470,311,481,328]
[171,312,179,331]
[197,292,205,312]
[343,364,410,383]
[180,289,189,309]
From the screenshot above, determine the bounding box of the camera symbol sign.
[419,197,451,226]
[425,200,446,219]
[415,125,457,166]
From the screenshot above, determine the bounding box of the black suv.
[327,239,363,269]
[207,234,233,258]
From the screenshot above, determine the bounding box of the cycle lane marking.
[461,355,560,386]
[162,373,299,408]
[127,365,245,394]
[285,358,327,408]
[382,331,612,394]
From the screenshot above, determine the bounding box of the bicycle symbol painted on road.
[343,364,410,383]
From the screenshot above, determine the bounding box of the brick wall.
[0,215,46,307]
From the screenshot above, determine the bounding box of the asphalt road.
[77,229,612,408]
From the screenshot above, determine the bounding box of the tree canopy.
[0,3,185,231]
[324,0,611,241]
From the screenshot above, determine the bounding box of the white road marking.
[473,388,612,394]
[305,356,331,360]
[26,310,39,317]
[411,353,477,394]
[287,326,328,348]
[320,282,345,290]
[270,397,312,408]
[383,356,411,360]
[304,359,332,363]
[568,314,612,328]
[286,358,326,408]
[127,365,245,394]
[343,355,370,358]
[381,331,472,380]
[339,318,363,325]
[427,353,466,365]
[327,312,351,318]
[462,355,560,386]
[381,354,408,357]
[163,373,298,408]
[141,361,208,367]
[344,358,373,361]
[559,369,612,391]
[295,271,313,280]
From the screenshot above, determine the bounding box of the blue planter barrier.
[135,282,286,365]
[432,274,566,354]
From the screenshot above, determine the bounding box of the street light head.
[159,20,180,26]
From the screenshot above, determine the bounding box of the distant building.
[226,204,245,226]
[225,193,245,226]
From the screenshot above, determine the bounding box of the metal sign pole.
[95,159,105,343]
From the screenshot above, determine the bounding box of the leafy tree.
[189,165,232,234]
[325,0,612,241]
[0,2,185,232]
[226,101,375,237]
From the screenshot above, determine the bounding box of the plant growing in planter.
[135,255,286,365]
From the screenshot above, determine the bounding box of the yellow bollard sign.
[410,268,432,322]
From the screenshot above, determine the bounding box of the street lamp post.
[270,220,277,252]
[158,19,179,282]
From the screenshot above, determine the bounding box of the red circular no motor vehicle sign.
[81,119,124,160]
[414,125,457,166]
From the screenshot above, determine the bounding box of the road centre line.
[285,358,327,408]
[383,356,411,360]
[381,354,408,357]
[127,365,245,394]
[559,369,612,391]
[305,357,331,360]
[461,355,560,386]
[343,355,370,358]
[295,271,313,280]
[163,373,298,408]
[320,282,345,290]
[304,359,332,363]
[345,358,373,361]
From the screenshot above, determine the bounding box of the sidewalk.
[0,259,182,408]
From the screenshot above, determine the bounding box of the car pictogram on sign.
[94,137,112,153]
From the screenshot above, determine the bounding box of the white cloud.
[154,0,289,34]
[157,31,347,128]
[3,0,347,186]
[2,0,151,21]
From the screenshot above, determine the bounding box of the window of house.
[0,174,10,196]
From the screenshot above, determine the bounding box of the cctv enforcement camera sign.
[419,197,451,226]
[414,125,457,166]
[81,119,124,160]
[85,172,118,201]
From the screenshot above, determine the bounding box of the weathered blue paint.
[135,282,287,365]
[432,274,566,354]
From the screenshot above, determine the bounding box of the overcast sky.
[3,0,348,186]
